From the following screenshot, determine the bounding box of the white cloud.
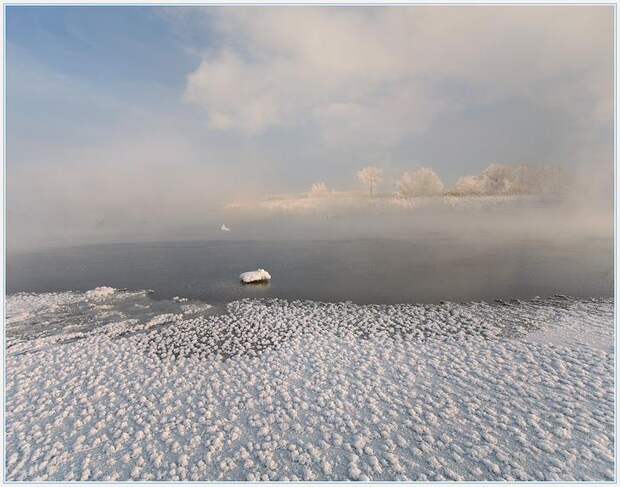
[182,6,613,147]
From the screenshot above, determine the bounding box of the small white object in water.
[221,224,231,232]
[240,269,271,284]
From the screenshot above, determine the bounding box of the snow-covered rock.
[240,269,271,284]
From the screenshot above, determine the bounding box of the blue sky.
[7,7,196,90]
[5,6,614,249]
[7,7,199,159]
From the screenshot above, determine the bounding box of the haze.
[6,6,614,252]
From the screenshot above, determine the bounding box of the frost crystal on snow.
[4,291,614,482]
[85,286,116,300]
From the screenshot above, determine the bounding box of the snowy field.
[228,193,553,216]
[5,288,615,481]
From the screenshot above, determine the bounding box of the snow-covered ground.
[227,193,557,215]
[5,290,614,481]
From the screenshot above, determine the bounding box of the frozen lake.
[7,236,613,304]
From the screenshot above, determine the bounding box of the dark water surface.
[7,237,613,304]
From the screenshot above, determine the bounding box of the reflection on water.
[241,280,271,289]
[7,236,613,305]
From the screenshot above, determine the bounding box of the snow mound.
[240,269,271,283]
[85,286,116,300]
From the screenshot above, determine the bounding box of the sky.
[5,6,614,251]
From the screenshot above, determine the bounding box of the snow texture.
[240,269,271,284]
[5,291,614,481]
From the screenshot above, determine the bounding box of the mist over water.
[8,199,612,304]
[7,163,613,304]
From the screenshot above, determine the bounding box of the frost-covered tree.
[509,165,542,194]
[508,165,528,194]
[454,175,484,195]
[357,166,383,197]
[479,164,514,194]
[397,167,444,198]
[462,163,567,195]
[308,182,330,197]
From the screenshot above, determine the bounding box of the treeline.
[308,164,570,198]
